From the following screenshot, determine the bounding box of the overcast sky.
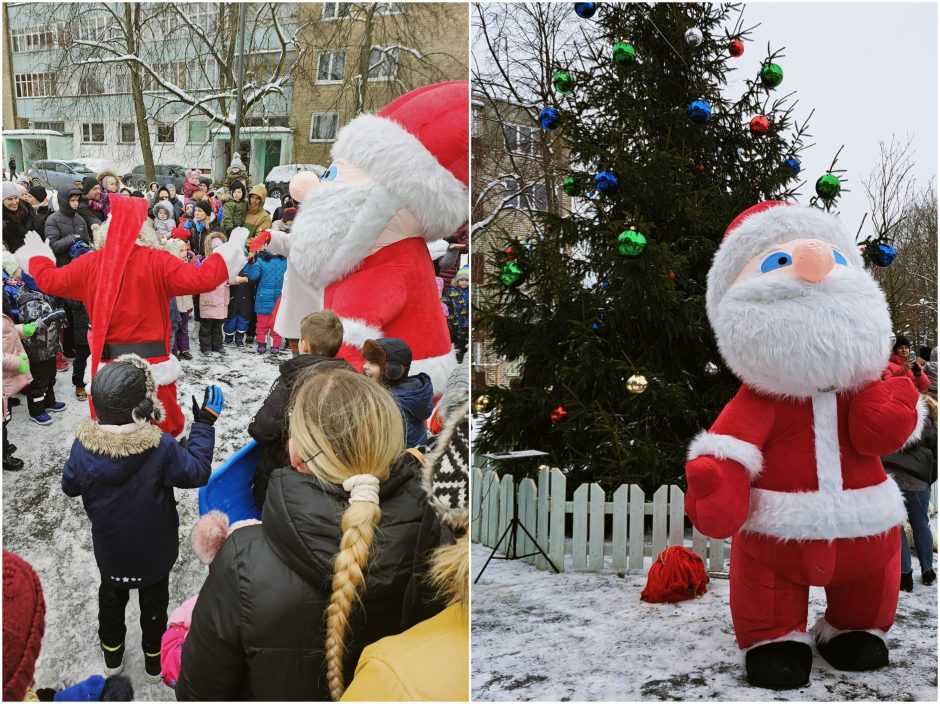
[726,2,937,236]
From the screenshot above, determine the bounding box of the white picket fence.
[471,466,728,573]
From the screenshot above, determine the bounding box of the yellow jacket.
[341,603,469,702]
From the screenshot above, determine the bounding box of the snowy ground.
[2,327,281,698]
[471,542,939,702]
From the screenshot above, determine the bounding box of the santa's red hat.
[330,81,469,241]
[706,201,862,319]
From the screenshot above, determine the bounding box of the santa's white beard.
[290,179,401,289]
[712,269,892,397]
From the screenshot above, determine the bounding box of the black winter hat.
[82,176,100,195]
[27,186,47,203]
[230,180,246,198]
[90,354,164,425]
[362,337,412,383]
[893,335,911,352]
[195,200,213,218]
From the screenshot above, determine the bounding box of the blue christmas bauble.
[574,3,596,19]
[687,99,712,124]
[591,321,602,332]
[784,157,801,175]
[539,107,560,130]
[595,170,619,194]
[871,243,897,267]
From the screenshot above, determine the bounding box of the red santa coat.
[685,377,922,649]
[325,237,454,391]
[29,248,230,436]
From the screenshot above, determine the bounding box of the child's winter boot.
[257,342,267,354]
[75,386,87,401]
[144,650,162,684]
[235,330,246,347]
[223,331,235,346]
[101,642,125,676]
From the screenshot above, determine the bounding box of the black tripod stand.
[474,484,559,582]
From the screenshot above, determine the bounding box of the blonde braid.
[325,502,381,700]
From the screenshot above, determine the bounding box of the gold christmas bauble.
[626,374,648,394]
[474,394,492,413]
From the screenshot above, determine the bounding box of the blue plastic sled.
[198,440,263,522]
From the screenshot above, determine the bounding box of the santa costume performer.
[685,202,924,690]
[13,195,248,437]
[256,81,468,392]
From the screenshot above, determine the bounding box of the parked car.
[264,164,325,199]
[122,164,187,191]
[27,160,97,190]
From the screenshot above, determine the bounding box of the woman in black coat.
[177,367,448,701]
[2,191,36,251]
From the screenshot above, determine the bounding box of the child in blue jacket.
[244,249,288,355]
[62,353,224,684]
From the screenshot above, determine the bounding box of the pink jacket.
[3,314,32,415]
[198,279,230,319]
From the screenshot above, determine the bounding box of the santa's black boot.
[816,631,888,671]
[745,641,813,690]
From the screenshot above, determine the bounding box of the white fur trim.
[332,114,468,240]
[411,349,458,396]
[812,616,887,645]
[340,318,384,349]
[212,227,248,277]
[741,478,906,540]
[13,231,55,275]
[89,355,180,387]
[743,630,815,655]
[708,206,862,316]
[266,229,291,257]
[902,395,928,448]
[687,431,763,478]
[812,392,843,493]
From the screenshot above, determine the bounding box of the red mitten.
[249,229,272,253]
[685,456,751,539]
[171,226,190,242]
[848,377,921,456]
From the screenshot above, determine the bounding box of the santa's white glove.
[213,227,249,278]
[13,231,54,276]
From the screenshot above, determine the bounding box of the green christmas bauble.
[759,62,783,88]
[552,70,575,94]
[500,261,526,287]
[562,176,580,196]
[612,41,637,67]
[815,173,841,200]
[617,228,647,257]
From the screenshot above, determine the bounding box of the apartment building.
[290,1,468,167]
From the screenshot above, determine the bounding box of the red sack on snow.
[640,546,709,603]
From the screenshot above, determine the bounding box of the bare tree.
[864,135,917,243]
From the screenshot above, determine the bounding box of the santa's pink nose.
[792,240,834,283]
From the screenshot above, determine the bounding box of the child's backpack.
[640,546,709,603]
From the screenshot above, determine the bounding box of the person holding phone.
[884,335,930,392]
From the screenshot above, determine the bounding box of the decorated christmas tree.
[475,2,862,492]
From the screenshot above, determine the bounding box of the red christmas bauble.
[669,271,677,279]
[749,115,770,135]
[729,39,744,57]
[696,165,705,172]
[550,405,568,424]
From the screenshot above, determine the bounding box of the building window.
[77,15,112,42]
[188,120,209,144]
[81,123,105,144]
[471,105,479,137]
[368,47,399,81]
[11,25,58,52]
[375,2,405,15]
[78,73,105,95]
[13,73,56,98]
[503,179,547,210]
[156,122,175,144]
[316,50,346,83]
[142,61,189,92]
[189,2,220,26]
[310,113,339,142]
[119,123,136,143]
[32,121,65,133]
[503,123,540,157]
[322,2,350,20]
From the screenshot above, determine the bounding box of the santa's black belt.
[100,341,167,361]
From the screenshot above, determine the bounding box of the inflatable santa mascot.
[256,81,468,392]
[685,202,925,690]
[13,195,248,436]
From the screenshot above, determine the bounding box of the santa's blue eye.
[321,164,339,181]
[760,252,792,273]
[832,248,847,265]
